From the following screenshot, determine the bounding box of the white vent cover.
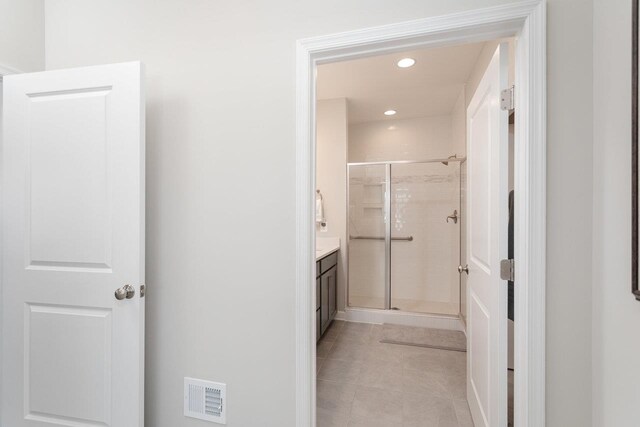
[184,377,227,424]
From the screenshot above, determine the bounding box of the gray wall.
[0,0,44,72]
[43,0,594,425]
[592,0,640,425]
[316,98,348,312]
[545,1,593,426]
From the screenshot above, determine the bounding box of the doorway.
[316,38,512,426]
[295,2,546,427]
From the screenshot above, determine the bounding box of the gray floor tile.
[402,368,451,399]
[317,407,350,427]
[327,340,372,362]
[403,346,466,381]
[317,357,325,374]
[316,323,477,427]
[347,416,401,427]
[329,339,404,365]
[318,358,364,384]
[317,337,336,358]
[317,380,357,415]
[402,393,458,427]
[323,320,346,341]
[338,322,373,344]
[365,341,404,364]
[443,370,467,400]
[350,386,404,425]
[357,360,404,392]
[342,322,372,334]
[453,399,474,427]
[402,346,451,372]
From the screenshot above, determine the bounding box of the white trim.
[513,3,546,426]
[335,309,465,331]
[295,1,546,426]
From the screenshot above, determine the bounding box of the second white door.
[465,43,510,427]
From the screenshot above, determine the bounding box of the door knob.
[458,264,469,275]
[115,284,136,300]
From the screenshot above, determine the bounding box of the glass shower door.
[390,162,461,315]
[348,164,388,309]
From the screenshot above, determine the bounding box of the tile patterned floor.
[316,321,474,427]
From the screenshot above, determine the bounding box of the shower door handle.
[447,210,458,224]
[458,264,469,275]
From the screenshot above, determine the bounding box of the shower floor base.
[336,306,464,332]
[349,295,459,316]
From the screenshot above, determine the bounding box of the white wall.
[0,0,45,72]
[592,0,640,425]
[43,0,594,425]
[349,114,460,162]
[316,98,348,311]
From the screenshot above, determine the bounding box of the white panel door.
[2,62,145,427]
[466,44,509,427]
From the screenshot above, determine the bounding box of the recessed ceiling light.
[397,58,416,68]
[384,110,397,116]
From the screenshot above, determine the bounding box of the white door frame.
[295,1,546,426]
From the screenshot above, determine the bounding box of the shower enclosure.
[347,158,464,316]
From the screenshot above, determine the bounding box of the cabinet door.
[327,266,337,320]
[320,273,330,334]
[316,278,321,310]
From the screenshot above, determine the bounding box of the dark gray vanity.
[316,250,338,341]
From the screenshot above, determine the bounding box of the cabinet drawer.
[320,251,338,274]
[316,261,321,278]
[316,278,321,310]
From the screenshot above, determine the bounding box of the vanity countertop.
[316,237,340,261]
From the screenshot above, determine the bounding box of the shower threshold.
[336,306,465,332]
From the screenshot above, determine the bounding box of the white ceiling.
[317,42,487,124]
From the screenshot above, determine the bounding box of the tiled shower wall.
[390,162,461,314]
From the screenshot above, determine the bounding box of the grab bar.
[350,235,413,242]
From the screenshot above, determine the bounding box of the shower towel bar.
[350,235,413,242]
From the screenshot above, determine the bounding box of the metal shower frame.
[346,156,466,312]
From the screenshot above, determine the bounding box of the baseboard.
[336,308,465,331]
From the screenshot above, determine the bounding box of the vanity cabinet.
[316,251,338,341]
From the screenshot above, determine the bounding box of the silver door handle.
[458,264,469,275]
[447,210,458,224]
[115,284,136,300]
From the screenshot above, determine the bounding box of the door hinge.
[500,259,515,281]
[500,85,515,111]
